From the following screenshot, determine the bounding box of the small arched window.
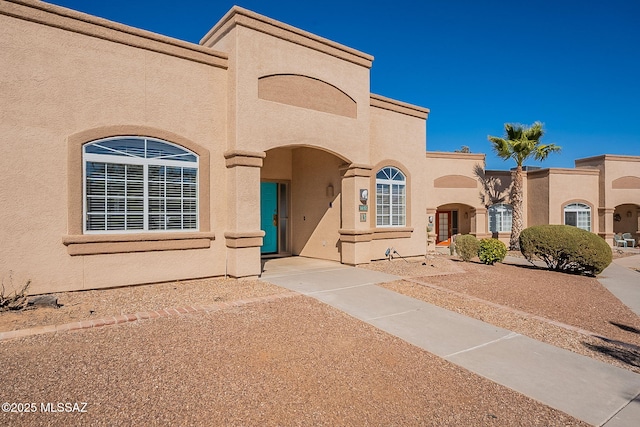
[83,137,198,233]
[488,204,513,233]
[376,167,406,227]
[564,203,591,231]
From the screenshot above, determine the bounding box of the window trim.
[83,137,199,234]
[371,161,411,232]
[66,126,212,255]
[563,201,592,231]
[488,203,513,233]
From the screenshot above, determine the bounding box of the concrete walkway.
[600,255,640,316]
[260,256,640,427]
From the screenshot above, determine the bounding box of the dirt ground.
[1,253,637,425]
[0,278,283,333]
[1,296,586,426]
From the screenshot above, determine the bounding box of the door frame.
[436,210,459,245]
[260,180,291,257]
[436,210,451,245]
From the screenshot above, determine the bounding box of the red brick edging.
[0,291,299,342]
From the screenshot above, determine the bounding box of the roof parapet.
[370,94,429,119]
[1,0,228,68]
[200,6,373,68]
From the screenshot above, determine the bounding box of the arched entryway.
[613,203,639,247]
[435,203,475,245]
[261,145,350,261]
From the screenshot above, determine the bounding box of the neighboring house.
[483,156,640,247]
[1,0,638,294]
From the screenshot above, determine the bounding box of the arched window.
[376,167,406,227]
[564,203,591,231]
[83,137,198,233]
[488,203,513,233]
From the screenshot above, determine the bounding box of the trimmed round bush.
[478,238,507,265]
[519,225,612,276]
[455,234,479,262]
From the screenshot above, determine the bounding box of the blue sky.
[47,0,640,170]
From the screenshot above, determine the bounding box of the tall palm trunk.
[510,165,524,250]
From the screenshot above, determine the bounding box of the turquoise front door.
[260,182,278,254]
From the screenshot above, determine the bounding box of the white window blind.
[564,203,591,231]
[488,204,513,233]
[83,137,198,233]
[376,167,406,227]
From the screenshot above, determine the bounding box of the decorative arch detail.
[434,175,477,189]
[258,74,357,118]
[612,176,640,189]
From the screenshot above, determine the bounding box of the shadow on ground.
[583,334,640,369]
[611,321,640,335]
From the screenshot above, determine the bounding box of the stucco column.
[636,207,640,245]
[426,207,437,253]
[339,164,372,265]
[224,150,266,278]
[599,207,614,246]
[471,207,489,239]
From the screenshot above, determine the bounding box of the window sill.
[62,232,215,255]
[372,227,413,240]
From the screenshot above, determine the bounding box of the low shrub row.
[455,235,506,265]
[453,225,612,276]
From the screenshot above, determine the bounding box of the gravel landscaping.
[1,253,638,425]
[367,255,640,375]
[2,296,586,426]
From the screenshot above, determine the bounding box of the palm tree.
[488,122,561,250]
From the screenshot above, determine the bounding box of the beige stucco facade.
[574,155,640,244]
[1,0,638,294]
[485,159,639,248]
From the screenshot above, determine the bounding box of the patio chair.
[622,233,636,248]
[613,234,627,247]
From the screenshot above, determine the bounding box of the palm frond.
[488,121,560,166]
[487,136,512,161]
[534,143,561,161]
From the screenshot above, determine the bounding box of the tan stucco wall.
[525,168,599,234]
[5,1,639,294]
[483,170,515,203]
[547,169,600,228]
[424,152,485,209]
[0,1,228,293]
[424,152,488,240]
[613,204,640,235]
[291,149,343,260]
[202,6,380,268]
[576,155,640,243]
[526,171,550,226]
[577,155,640,208]
[369,97,429,260]
[202,7,373,164]
[262,148,293,181]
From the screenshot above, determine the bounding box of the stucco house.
[1,0,639,294]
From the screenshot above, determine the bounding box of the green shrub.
[519,225,612,276]
[478,238,507,265]
[455,234,479,262]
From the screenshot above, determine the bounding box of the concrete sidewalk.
[599,255,640,316]
[261,256,640,427]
